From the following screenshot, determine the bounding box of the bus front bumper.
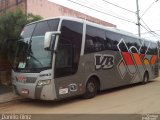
[13,82,57,100]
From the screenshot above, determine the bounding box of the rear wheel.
[83,78,98,99]
[142,72,149,84]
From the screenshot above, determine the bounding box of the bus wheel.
[83,78,98,99]
[142,72,149,84]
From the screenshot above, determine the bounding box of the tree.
[0,9,25,45]
[0,9,43,66]
[27,13,43,23]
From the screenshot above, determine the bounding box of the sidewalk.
[0,92,24,103]
[0,84,12,94]
[0,85,24,104]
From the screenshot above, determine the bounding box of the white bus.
[12,16,159,100]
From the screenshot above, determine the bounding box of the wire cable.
[141,19,160,38]
[141,24,160,40]
[101,0,136,14]
[140,0,159,18]
[67,0,160,41]
[139,30,160,35]
[84,0,135,24]
[67,0,137,24]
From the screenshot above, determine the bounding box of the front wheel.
[83,78,98,99]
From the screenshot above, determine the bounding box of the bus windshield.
[13,19,59,72]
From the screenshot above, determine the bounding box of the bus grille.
[16,77,37,83]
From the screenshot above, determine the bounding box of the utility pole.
[136,0,141,37]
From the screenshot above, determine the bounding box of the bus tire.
[142,72,149,84]
[83,77,98,99]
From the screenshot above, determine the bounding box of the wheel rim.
[87,82,95,93]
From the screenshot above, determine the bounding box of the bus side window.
[85,38,94,53]
[105,31,120,51]
[84,25,106,54]
[140,41,148,54]
[55,20,83,78]
[148,43,158,55]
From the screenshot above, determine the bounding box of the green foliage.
[0,9,43,66]
[0,9,25,44]
[27,13,43,23]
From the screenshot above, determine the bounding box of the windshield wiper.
[29,54,44,67]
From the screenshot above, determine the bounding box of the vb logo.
[95,54,114,70]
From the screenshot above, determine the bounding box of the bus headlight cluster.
[37,79,51,86]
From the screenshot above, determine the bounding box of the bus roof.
[27,16,157,44]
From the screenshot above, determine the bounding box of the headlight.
[37,79,51,86]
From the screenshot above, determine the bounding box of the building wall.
[0,0,26,14]
[27,0,116,27]
[0,0,116,27]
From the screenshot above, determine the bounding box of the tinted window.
[133,38,141,52]
[117,35,128,52]
[14,19,59,73]
[119,35,142,53]
[20,24,36,39]
[125,36,133,49]
[32,21,50,36]
[140,40,148,54]
[125,36,141,53]
[55,20,83,78]
[32,19,59,36]
[148,42,158,55]
[47,19,59,31]
[141,40,149,54]
[106,31,120,51]
[85,26,106,54]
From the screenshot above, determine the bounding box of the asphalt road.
[0,77,160,114]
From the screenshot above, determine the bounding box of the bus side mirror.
[44,31,61,50]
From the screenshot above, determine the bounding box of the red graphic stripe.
[151,55,157,64]
[122,52,134,65]
[140,54,145,59]
[133,53,143,65]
